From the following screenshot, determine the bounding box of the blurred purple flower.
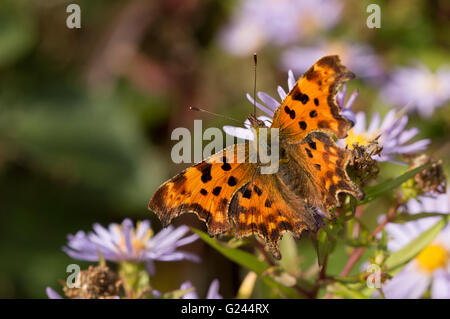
[46,286,120,299]
[46,287,63,299]
[382,64,450,117]
[336,84,358,124]
[180,279,222,299]
[62,219,200,275]
[281,42,384,82]
[219,0,343,56]
[339,110,430,162]
[223,70,356,140]
[382,191,450,299]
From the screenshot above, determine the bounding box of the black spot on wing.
[291,87,309,104]
[253,185,263,196]
[212,186,222,196]
[227,176,237,186]
[299,121,307,130]
[243,189,252,199]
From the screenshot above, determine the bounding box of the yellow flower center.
[416,244,448,273]
[346,129,372,149]
[114,222,153,257]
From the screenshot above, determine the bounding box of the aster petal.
[151,225,191,248]
[288,70,296,91]
[397,128,419,145]
[174,233,199,247]
[181,281,199,299]
[431,270,450,299]
[385,116,408,138]
[383,263,429,299]
[353,112,366,133]
[61,247,100,261]
[277,86,287,100]
[341,109,356,124]
[367,112,380,134]
[246,93,274,116]
[257,92,279,110]
[122,219,134,256]
[152,289,162,298]
[393,139,430,154]
[206,279,222,299]
[345,89,359,110]
[46,287,63,299]
[136,220,151,239]
[385,223,414,250]
[150,251,200,263]
[223,125,254,140]
[380,110,396,132]
[336,84,346,107]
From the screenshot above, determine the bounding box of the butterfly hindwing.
[271,55,354,141]
[286,131,365,215]
[229,173,320,259]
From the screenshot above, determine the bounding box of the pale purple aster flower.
[45,286,120,299]
[336,84,358,124]
[339,109,430,162]
[219,0,343,56]
[180,279,222,299]
[382,191,450,299]
[281,42,385,82]
[223,71,356,140]
[62,219,200,275]
[46,287,63,299]
[382,64,450,117]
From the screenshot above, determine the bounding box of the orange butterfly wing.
[285,132,364,215]
[229,174,320,259]
[149,144,255,236]
[271,55,354,140]
[149,55,364,259]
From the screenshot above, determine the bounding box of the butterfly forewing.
[271,55,354,140]
[149,143,255,236]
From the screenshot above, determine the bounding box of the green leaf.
[191,228,303,298]
[360,162,433,204]
[385,215,449,272]
[392,212,448,223]
[331,283,369,299]
[316,229,329,267]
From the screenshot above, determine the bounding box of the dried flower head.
[346,137,383,187]
[63,264,121,299]
[407,154,446,195]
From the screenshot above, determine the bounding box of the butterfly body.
[149,55,364,259]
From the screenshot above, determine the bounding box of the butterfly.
[149,55,364,259]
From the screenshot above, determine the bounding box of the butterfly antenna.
[189,106,242,124]
[253,53,258,117]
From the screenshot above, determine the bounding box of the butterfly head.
[247,113,269,129]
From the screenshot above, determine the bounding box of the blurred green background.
[0,0,449,298]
